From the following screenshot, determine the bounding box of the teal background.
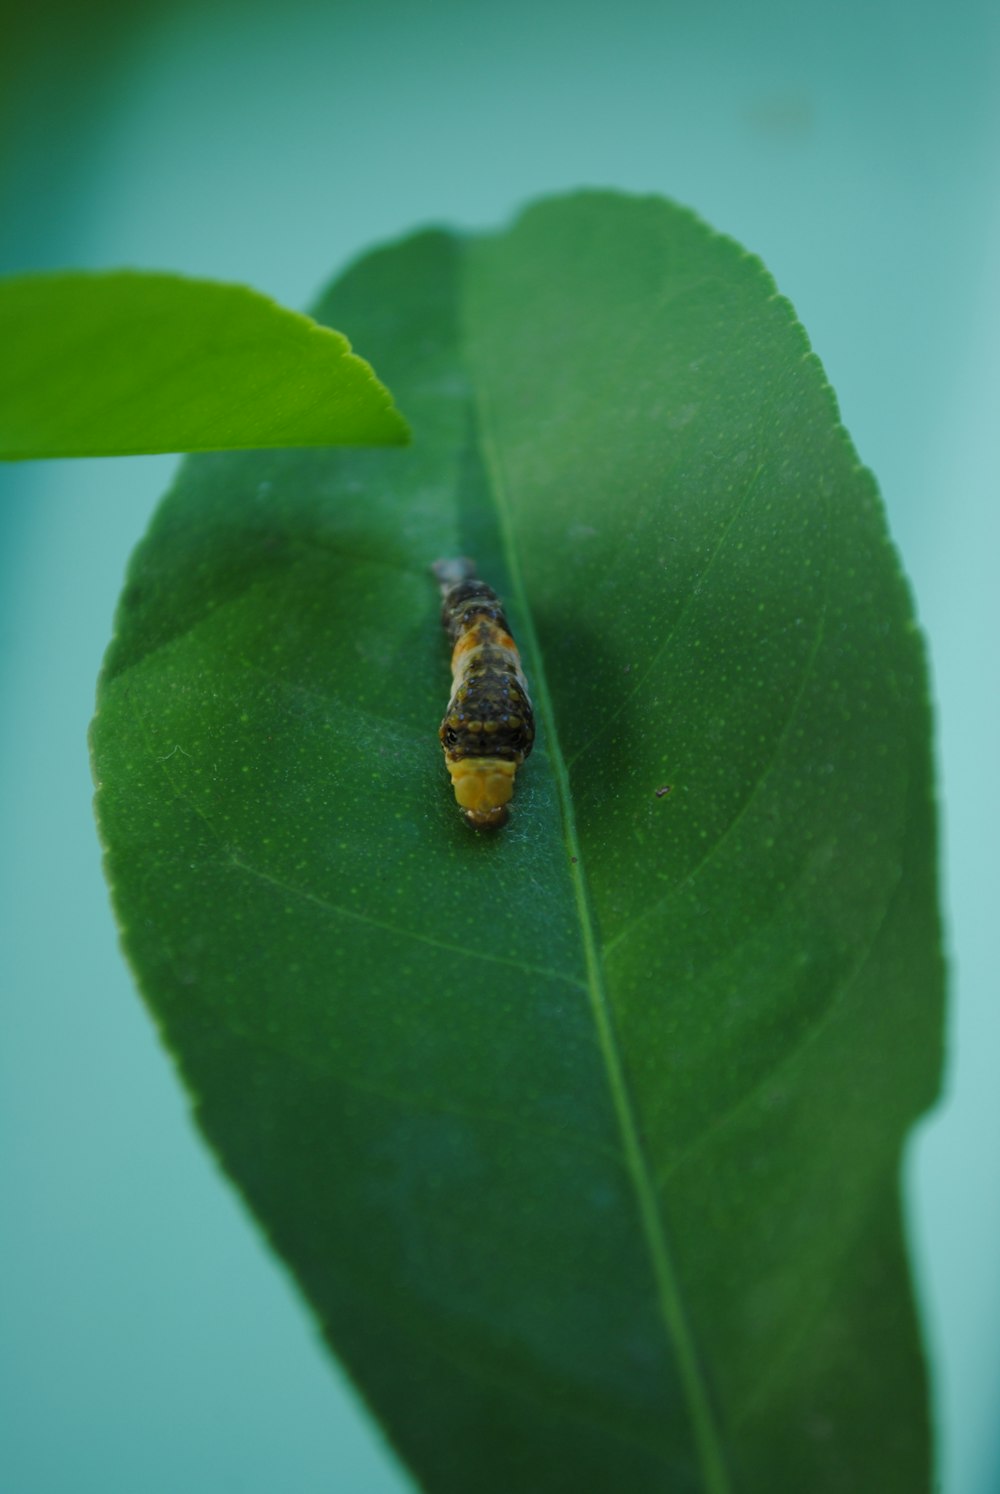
[1,2,997,1490]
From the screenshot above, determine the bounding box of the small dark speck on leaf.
[654,784,673,799]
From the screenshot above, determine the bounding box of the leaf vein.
[322,1267,683,1467]
[652,864,900,1193]
[477,382,733,1494]
[218,1021,622,1167]
[565,460,766,771]
[228,851,586,989]
[603,549,831,959]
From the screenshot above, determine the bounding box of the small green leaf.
[91,194,944,1493]
[0,269,408,459]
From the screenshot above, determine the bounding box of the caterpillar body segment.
[432,558,535,830]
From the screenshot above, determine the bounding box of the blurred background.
[2,2,997,1489]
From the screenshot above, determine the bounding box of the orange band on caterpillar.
[432,558,535,830]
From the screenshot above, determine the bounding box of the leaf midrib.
[474,384,733,1494]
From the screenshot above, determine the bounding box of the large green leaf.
[91,194,944,1493]
[0,270,407,458]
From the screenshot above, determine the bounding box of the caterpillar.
[432,558,535,829]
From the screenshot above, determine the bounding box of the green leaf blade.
[0,270,408,458]
[91,195,944,1493]
[467,193,942,1487]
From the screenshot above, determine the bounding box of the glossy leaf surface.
[0,269,407,458]
[91,194,943,1493]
